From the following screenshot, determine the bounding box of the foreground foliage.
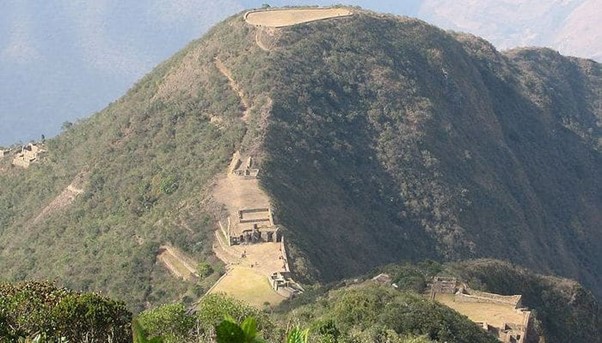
[134,286,494,343]
[136,294,279,342]
[0,281,131,342]
[2,259,599,342]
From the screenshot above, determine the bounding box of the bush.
[136,303,195,342]
[0,281,131,342]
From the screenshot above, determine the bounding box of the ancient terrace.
[244,7,353,27]
[427,277,532,343]
[211,152,302,307]
[206,6,355,308]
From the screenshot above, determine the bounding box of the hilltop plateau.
[0,7,600,331]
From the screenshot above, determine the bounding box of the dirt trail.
[255,27,282,51]
[207,24,303,304]
[214,58,251,122]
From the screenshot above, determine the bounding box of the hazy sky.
[0,0,598,146]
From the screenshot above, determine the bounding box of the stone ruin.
[269,271,304,297]
[455,285,523,307]
[231,156,259,178]
[476,322,529,343]
[426,276,457,297]
[12,143,46,168]
[426,276,531,343]
[227,208,282,246]
[219,153,281,246]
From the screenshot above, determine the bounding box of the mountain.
[255,10,602,294]
[0,7,600,315]
[3,0,601,147]
[418,0,602,62]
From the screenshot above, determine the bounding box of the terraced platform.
[245,8,353,28]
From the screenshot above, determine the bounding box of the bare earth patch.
[213,175,271,222]
[209,266,285,308]
[435,293,526,328]
[245,8,353,28]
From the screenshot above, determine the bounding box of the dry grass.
[153,46,206,102]
[435,293,526,328]
[245,8,353,28]
[209,266,285,308]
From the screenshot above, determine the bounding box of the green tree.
[0,281,131,342]
[136,303,195,343]
[216,316,266,343]
[197,262,214,278]
[198,294,278,340]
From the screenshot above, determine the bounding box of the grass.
[209,266,285,308]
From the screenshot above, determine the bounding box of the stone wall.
[427,277,457,294]
[455,288,522,308]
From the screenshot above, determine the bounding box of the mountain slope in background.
[419,0,601,62]
[1,0,600,145]
[0,7,600,314]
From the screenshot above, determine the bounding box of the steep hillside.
[257,11,602,294]
[0,7,600,312]
[0,13,271,311]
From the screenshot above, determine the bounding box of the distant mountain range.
[419,0,601,61]
[1,0,599,145]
